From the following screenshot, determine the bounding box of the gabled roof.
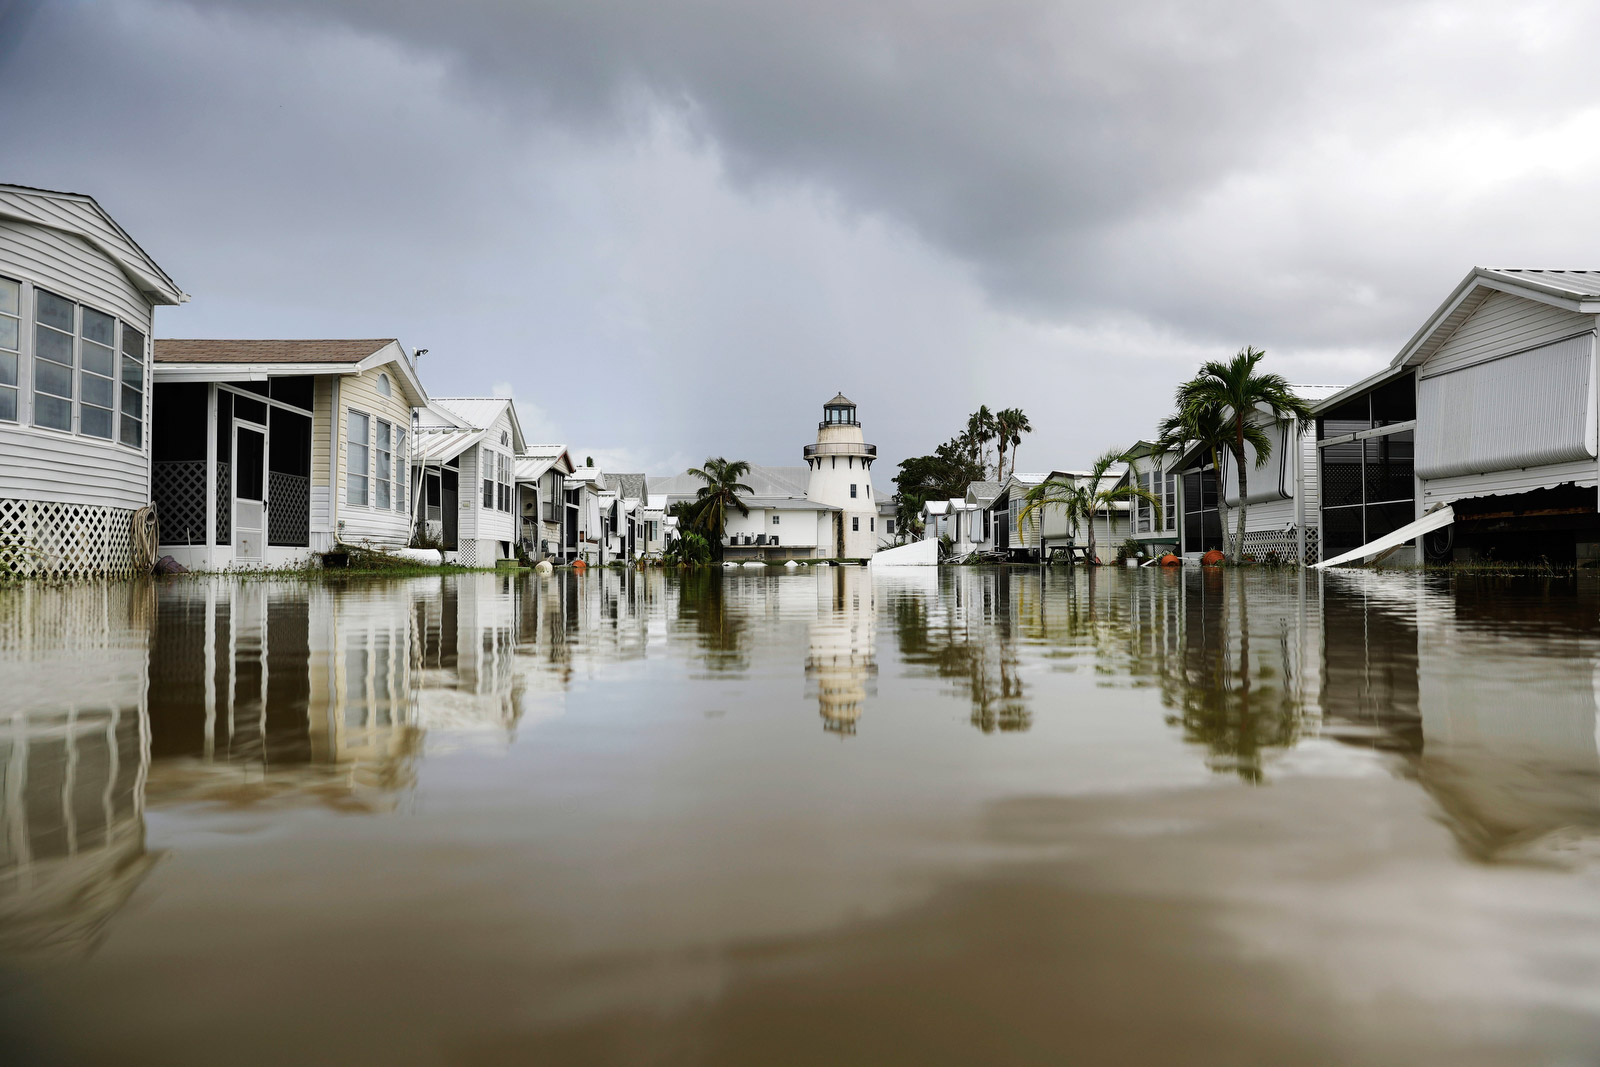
[610,473,649,502]
[514,444,575,484]
[965,480,1002,504]
[154,338,427,405]
[1391,267,1600,372]
[0,184,185,304]
[156,338,394,364]
[416,396,524,464]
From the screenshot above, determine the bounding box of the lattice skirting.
[152,459,207,545]
[1238,526,1319,565]
[455,539,477,567]
[0,498,140,579]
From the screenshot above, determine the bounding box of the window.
[772,514,780,525]
[1164,473,1177,531]
[498,453,511,512]
[852,516,859,532]
[33,289,74,431]
[347,410,370,505]
[887,519,895,534]
[483,450,495,508]
[395,428,406,513]
[866,484,871,498]
[0,277,17,422]
[870,517,875,531]
[376,372,392,397]
[850,483,857,498]
[119,325,144,447]
[375,419,392,509]
[82,306,117,438]
[500,430,509,446]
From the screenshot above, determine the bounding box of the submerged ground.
[2,567,1599,1064]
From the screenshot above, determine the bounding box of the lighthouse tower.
[804,393,878,559]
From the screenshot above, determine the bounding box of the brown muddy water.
[2,567,1600,1065]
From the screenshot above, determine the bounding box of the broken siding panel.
[1421,458,1598,506]
[1424,290,1592,377]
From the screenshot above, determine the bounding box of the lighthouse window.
[772,514,780,525]
[850,484,857,498]
[852,517,859,532]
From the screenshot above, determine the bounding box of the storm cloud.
[3,0,1598,473]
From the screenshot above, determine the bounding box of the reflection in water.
[7,568,1600,1058]
[0,584,153,957]
[807,568,876,734]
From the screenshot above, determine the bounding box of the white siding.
[0,219,156,510]
[1417,332,1594,479]
[1423,289,1592,377]
[0,190,172,305]
[334,365,414,548]
[1422,459,1597,506]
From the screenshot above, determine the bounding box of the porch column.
[205,383,218,566]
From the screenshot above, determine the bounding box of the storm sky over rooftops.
[4,0,1598,475]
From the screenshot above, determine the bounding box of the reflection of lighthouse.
[804,393,879,559]
[806,567,876,734]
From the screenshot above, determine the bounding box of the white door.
[234,423,267,561]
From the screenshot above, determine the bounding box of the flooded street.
[3,567,1600,1064]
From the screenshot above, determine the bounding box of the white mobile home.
[1122,442,1180,559]
[152,339,427,568]
[0,185,186,577]
[514,444,576,562]
[1315,268,1600,565]
[414,397,525,567]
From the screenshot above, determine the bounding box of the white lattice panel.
[0,498,139,579]
[1238,526,1319,565]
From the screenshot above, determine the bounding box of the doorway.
[234,423,267,561]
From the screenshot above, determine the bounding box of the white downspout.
[329,377,341,548]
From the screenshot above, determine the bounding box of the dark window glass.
[236,429,265,501]
[1318,393,1370,439]
[238,380,270,398]
[1365,501,1414,543]
[233,394,267,425]
[270,375,315,410]
[1200,468,1219,510]
[1365,430,1413,504]
[1322,505,1365,556]
[1322,440,1363,508]
[1201,508,1223,551]
[1371,373,1416,425]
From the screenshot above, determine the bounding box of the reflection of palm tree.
[890,572,1031,733]
[1163,571,1301,783]
[674,568,749,673]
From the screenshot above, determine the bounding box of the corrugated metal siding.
[1422,459,1597,505]
[336,367,413,547]
[1220,423,1293,506]
[1423,290,1591,376]
[1417,333,1594,479]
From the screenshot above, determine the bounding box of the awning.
[1313,505,1454,569]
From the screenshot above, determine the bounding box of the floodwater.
[2,568,1600,1065]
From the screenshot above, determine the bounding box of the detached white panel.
[1220,424,1293,506]
[1416,333,1594,480]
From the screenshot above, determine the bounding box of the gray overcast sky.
[4,0,1599,478]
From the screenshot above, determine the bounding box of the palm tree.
[965,406,997,476]
[686,457,754,559]
[1152,399,1236,560]
[995,407,1032,479]
[1017,449,1162,564]
[1176,348,1313,563]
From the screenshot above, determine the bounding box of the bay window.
[79,307,115,439]
[120,325,145,447]
[0,277,17,422]
[33,289,74,431]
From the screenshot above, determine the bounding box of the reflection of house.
[153,340,428,567]
[0,185,186,577]
[806,566,876,733]
[413,573,523,738]
[413,397,526,567]
[0,584,154,955]
[144,581,419,806]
